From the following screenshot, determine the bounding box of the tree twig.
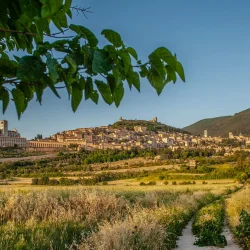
[0,28,37,36]
[44,33,74,39]
[100,73,107,79]
[0,28,73,38]
[71,6,93,19]
[55,86,66,89]
[4,78,19,84]
[49,28,70,36]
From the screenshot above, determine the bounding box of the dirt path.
[175,220,241,250]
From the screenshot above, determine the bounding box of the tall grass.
[0,189,129,250]
[0,185,233,250]
[77,191,221,249]
[226,186,250,249]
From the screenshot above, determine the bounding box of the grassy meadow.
[0,149,250,249]
[0,183,240,250]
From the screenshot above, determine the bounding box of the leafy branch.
[0,0,185,119]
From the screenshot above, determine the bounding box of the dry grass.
[226,185,250,227]
[0,184,240,249]
[76,188,233,250]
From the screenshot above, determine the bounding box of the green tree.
[0,1,185,118]
[34,134,43,140]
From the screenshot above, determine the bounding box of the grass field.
[0,182,241,250]
[226,186,250,249]
[0,154,248,249]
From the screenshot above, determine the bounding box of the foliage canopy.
[0,0,185,118]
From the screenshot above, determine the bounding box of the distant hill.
[183,108,250,137]
[112,119,190,134]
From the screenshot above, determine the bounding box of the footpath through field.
[175,219,240,250]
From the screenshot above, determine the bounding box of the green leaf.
[119,51,131,75]
[95,80,113,105]
[154,47,176,69]
[165,66,177,83]
[126,71,140,92]
[57,10,68,28]
[65,54,77,73]
[18,83,34,102]
[41,0,63,18]
[42,75,60,98]
[126,47,138,60]
[92,50,111,74]
[147,68,165,95]
[154,47,172,59]
[101,29,123,48]
[0,42,6,52]
[104,45,117,59]
[63,0,72,12]
[79,77,86,90]
[66,9,72,18]
[85,77,93,100]
[114,83,124,107]
[46,53,59,82]
[69,24,98,47]
[34,82,45,104]
[0,88,9,114]
[16,56,46,81]
[71,82,83,112]
[139,65,148,78]
[59,71,70,98]
[13,55,20,62]
[176,61,185,82]
[90,90,99,104]
[107,74,116,94]
[149,52,166,79]
[12,89,25,119]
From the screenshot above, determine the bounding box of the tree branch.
[70,6,93,19]
[44,34,74,39]
[100,73,107,79]
[0,28,73,38]
[49,29,70,36]
[55,86,66,89]
[4,78,20,84]
[132,62,150,68]
[0,28,37,36]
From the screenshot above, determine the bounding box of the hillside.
[112,119,190,134]
[183,108,250,137]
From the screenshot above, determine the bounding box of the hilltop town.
[1,118,250,156]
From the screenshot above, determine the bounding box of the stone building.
[0,120,27,147]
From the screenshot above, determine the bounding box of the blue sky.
[1,0,250,139]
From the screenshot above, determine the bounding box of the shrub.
[139,182,146,186]
[179,181,195,185]
[235,210,250,249]
[38,176,49,185]
[202,181,208,184]
[31,178,39,185]
[172,181,177,185]
[102,181,108,185]
[163,181,169,185]
[158,175,165,180]
[192,201,226,247]
[49,179,59,185]
[147,181,156,186]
